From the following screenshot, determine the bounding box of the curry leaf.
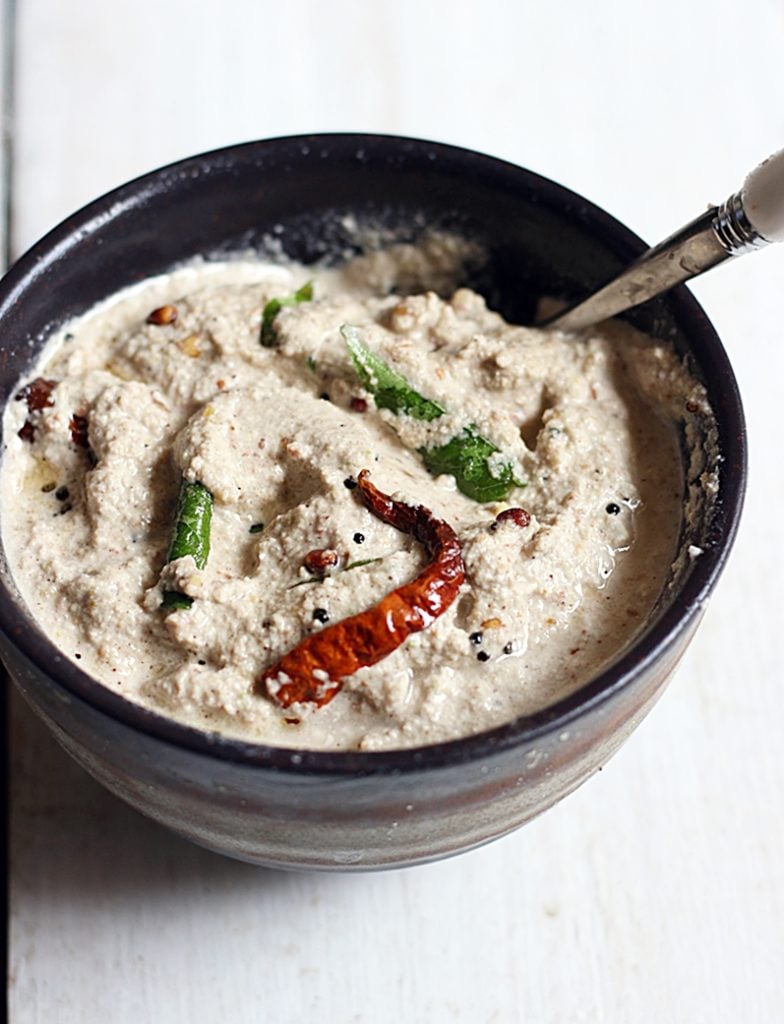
[161,479,213,612]
[261,281,314,347]
[342,325,444,421]
[342,324,523,502]
[420,428,520,503]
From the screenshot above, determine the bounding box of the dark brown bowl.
[0,134,746,869]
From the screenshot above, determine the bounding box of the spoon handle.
[544,148,784,332]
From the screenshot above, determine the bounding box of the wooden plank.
[1,1,12,1019]
[7,0,784,1021]
[0,0,11,267]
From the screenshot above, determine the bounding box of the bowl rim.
[0,131,747,775]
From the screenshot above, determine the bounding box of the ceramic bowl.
[0,135,746,869]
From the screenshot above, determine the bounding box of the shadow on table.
[8,688,353,908]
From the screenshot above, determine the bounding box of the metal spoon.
[541,148,784,332]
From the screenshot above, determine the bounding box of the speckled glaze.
[0,135,746,870]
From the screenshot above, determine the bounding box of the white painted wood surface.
[7,1,784,1020]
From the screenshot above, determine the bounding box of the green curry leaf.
[342,325,444,421]
[342,324,524,502]
[260,281,314,348]
[420,427,520,503]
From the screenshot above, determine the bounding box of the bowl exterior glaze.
[0,135,745,869]
[1,614,699,869]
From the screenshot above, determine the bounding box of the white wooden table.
[6,1,784,1020]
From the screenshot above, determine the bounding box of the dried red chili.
[15,377,57,442]
[69,412,90,449]
[259,469,465,708]
[492,507,531,530]
[17,420,36,443]
[16,377,57,412]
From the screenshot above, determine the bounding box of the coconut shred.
[0,242,715,751]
